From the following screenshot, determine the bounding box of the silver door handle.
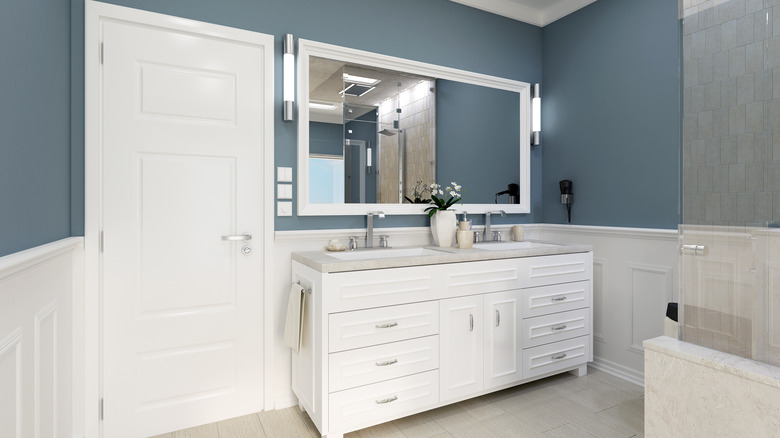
[222,233,252,241]
[470,314,474,332]
[496,310,500,327]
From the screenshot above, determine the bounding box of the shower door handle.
[680,244,708,256]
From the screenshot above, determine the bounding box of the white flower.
[438,189,444,195]
[451,182,457,186]
[454,184,461,191]
[449,190,457,197]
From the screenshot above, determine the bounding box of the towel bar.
[296,281,312,294]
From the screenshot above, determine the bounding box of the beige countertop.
[292,240,592,273]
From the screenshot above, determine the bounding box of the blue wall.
[0,0,72,257]
[541,0,679,229]
[0,0,682,258]
[437,80,521,205]
[68,0,543,232]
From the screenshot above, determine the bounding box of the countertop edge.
[292,241,593,273]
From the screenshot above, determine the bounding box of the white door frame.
[83,2,275,436]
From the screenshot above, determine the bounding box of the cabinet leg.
[569,364,588,377]
[298,402,305,413]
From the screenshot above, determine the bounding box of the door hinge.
[100,42,104,65]
[99,230,104,253]
[99,398,104,421]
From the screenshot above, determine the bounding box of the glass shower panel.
[680,0,780,366]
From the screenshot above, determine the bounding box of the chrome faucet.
[366,211,385,248]
[484,210,506,242]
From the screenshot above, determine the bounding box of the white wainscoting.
[536,225,678,386]
[271,224,677,407]
[0,237,83,438]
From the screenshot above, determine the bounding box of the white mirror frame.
[297,39,531,216]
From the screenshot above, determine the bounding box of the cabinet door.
[484,290,523,389]
[440,295,483,402]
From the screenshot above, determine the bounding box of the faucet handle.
[494,231,503,242]
[379,235,389,248]
[348,236,359,250]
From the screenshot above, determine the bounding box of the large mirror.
[297,39,530,216]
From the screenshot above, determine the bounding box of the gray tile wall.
[683,0,780,225]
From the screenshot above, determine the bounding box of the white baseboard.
[591,357,645,388]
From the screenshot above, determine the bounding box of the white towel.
[283,283,306,352]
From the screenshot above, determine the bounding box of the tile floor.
[152,367,644,438]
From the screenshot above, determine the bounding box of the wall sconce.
[283,34,295,122]
[531,83,541,145]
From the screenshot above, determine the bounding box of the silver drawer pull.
[551,353,567,360]
[375,359,398,367]
[551,296,567,302]
[375,322,398,329]
[375,395,398,404]
[551,324,567,331]
[496,310,500,327]
[469,314,474,332]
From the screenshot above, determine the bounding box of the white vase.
[430,209,457,247]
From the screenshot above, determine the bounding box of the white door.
[484,291,523,389]
[100,15,271,438]
[439,295,483,402]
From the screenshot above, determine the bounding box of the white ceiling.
[450,0,597,27]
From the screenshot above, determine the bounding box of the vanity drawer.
[325,264,442,313]
[523,253,590,288]
[522,335,590,379]
[522,280,590,318]
[329,301,439,352]
[329,335,439,392]
[329,370,439,433]
[522,308,589,349]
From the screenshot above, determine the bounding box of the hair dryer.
[495,183,519,204]
[560,180,573,223]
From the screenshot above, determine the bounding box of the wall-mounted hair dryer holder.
[560,180,573,223]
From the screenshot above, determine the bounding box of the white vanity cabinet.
[291,250,592,438]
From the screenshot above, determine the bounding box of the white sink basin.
[327,247,446,261]
[472,241,558,250]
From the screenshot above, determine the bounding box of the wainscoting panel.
[593,259,607,344]
[627,263,673,354]
[537,225,678,386]
[0,238,82,438]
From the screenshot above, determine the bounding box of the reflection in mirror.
[308,56,435,204]
[297,39,530,216]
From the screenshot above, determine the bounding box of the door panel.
[484,291,522,389]
[439,295,483,402]
[101,17,270,437]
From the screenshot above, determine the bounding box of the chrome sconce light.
[531,83,541,145]
[283,34,295,122]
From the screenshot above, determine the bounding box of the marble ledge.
[644,336,780,389]
[292,240,592,273]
